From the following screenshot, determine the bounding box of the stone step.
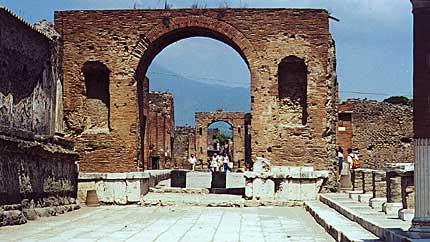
[305,200,380,242]
[319,193,417,242]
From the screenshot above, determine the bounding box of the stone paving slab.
[0,205,334,242]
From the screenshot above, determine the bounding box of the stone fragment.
[252,178,274,200]
[22,208,38,220]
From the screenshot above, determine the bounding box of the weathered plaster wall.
[0,7,78,226]
[55,8,337,172]
[0,9,56,136]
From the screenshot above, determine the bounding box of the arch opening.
[207,120,233,162]
[278,56,308,126]
[136,24,252,170]
[82,61,111,132]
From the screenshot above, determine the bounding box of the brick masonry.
[145,92,174,170]
[172,126,196,169]
[54,8,338,172]
[195,111,246,168]
[337,99,413,169]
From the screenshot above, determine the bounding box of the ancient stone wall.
[0,9,58,136]
[55,8,337,172]
[0,7,79,226]
[195,111,245,168]
[145,92,174,169]
[172,126,196,169]
[338,99,413,169]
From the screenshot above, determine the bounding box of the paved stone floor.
[0,206,334,242]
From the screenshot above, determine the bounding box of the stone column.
[410,0,430,233]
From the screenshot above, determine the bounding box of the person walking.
[188,154,197,171]
[211,154,219,172]
[347,148,360,170]
[217,153,224,172]
[337,147,344,180]
[223,154,229,173]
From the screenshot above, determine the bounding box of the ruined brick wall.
[145,92,174,169]
[172,126,195,169]
[195,111,245,167]
[336,111,353,160]
[339,99,413,169]
[55,8,337,172]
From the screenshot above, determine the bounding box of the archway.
[133,18,256,170]
[207,120,233,162]
[57,9,336,172]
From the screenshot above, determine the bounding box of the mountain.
[147,64,251,126]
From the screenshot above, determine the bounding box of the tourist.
[347,148,360,170]
[188,154,197,171]
[337,147,344,179]
[341,149,351,177]
[217,153,224,172]
[223,154,230,172]
[207,159,212,172]
[211,154,219,172]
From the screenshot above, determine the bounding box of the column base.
[410,217,430,233]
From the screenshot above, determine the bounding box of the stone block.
[300,179,318,201]
[186,172,211,188]
[398,209,414,222]
[22,208,37,221]
[126,179,141,203]
[95,181,114,203]
[245,180,253,199]
[347,190,363,200]
[171,170,187,188]
[358,194,373,204]
[253,158,271,174]
[34,208,50,217]
[77,181,96,204]
[112,181,127,205]
[252,178,274,200]
[370,198,387,211]
[382,202,403,215]
[211,172,226,189]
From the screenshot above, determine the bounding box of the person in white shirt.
[223,154,230,172]
[217,154,224,172]
[211,154,219,172]
[188,154,197,171]
[337,147,344,178]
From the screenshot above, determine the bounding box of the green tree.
[383,96,412,106]
[215,133,230,144]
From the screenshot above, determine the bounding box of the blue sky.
[0,0,413,100]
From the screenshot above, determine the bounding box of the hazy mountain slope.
[147,64,250,126]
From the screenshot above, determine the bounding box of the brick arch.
[132,15,259,79]
[195,112,246,168]
[207,119,234,130]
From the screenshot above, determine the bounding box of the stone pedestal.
[372,171,386,198]
[339,173,352,191]
[171,170,187,188]
[211,172,226,189]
